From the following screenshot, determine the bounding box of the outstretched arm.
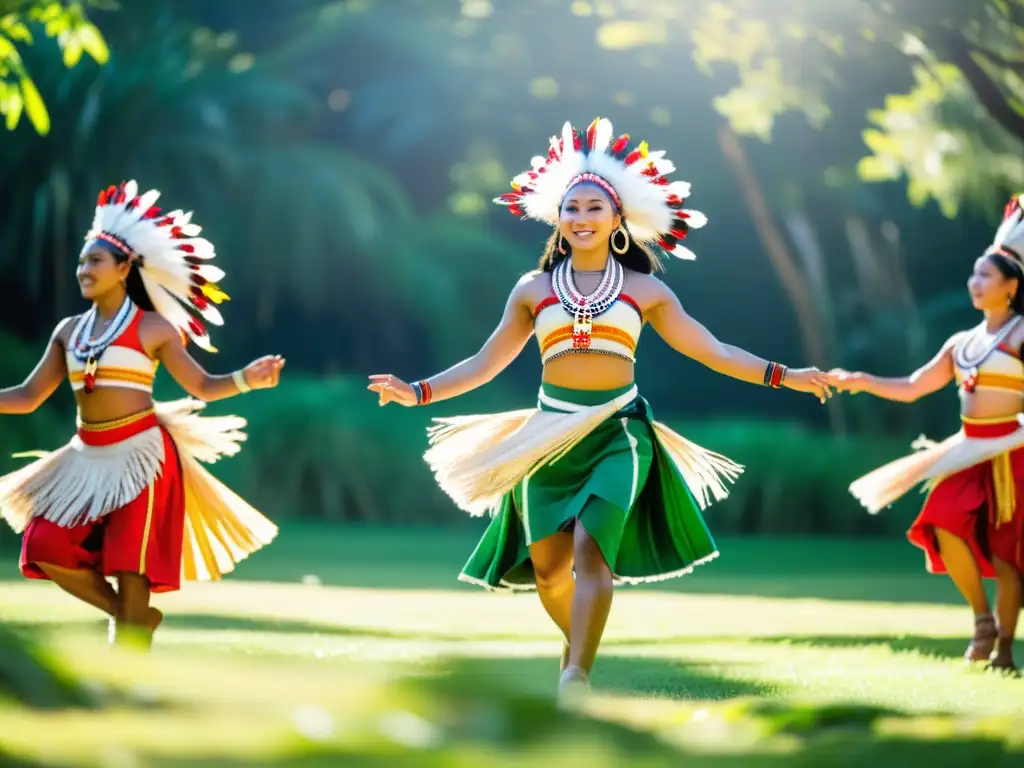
[369,275,535,406]
[646,280,833,401]
[0,320,71,415]
[828,338,956,403]
[145,317,283,401]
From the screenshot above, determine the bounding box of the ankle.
[560,664,589,683]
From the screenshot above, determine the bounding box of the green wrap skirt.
[431,383,731,592]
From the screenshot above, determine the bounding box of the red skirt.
[907,419,1024,577]
[19,411,186,593]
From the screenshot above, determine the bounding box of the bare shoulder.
[622,270,672,310]
[512,269,550,306]
[1007,316,1024,347]
[942,329,970,351]
[51,315,80,347]
[139,310,182,346]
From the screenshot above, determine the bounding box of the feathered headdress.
[85,180,228,352]
[494,117,707,260]
[990,194,1024,263]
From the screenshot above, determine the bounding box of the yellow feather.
[201,283,230,304]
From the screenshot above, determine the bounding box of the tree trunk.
[717,126,845,433]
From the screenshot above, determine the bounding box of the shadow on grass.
[749,634,972,661]
[3,612,981,668]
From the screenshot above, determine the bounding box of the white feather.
[682,210,708,229]
[497,118,708,258]
[593,118,612,152]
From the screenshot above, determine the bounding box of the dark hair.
[90,239,156,311]
[537,181,662,274]
[985,251,1024,314]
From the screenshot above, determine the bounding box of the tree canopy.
[686,0,1024,216]
[0,0,111,134]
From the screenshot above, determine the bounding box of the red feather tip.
[657,238,675,251]
[666,194,683,205]
[586,119,599,150]
[178,244,195,253]
[572,130,582,151]
[669,228,688,240]
[508,204,524,216]
[142,206,161,219]
[653,176,669,186]
[624,149,642,166]
[190,274,207,285]
[190,294,209,310]
[610,134,630,154]
[187,318,206,337]
[1005,196,1022,220]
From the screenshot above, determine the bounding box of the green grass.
[0,525,1022,767]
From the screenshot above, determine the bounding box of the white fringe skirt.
[0,399,277,582]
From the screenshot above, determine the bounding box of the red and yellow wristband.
[412,380,433,405]
[763,362,787,389]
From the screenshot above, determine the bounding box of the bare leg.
[989,557,1020,673]
[566,520,614,675]
[529,532,575,671]
[934,529,995,661]
[38,563,120,616]
[115,572,158,648]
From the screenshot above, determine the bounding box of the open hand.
[782,367,834,403]
[367,374,417,407]
[826,369,866,394]
[244,355,285,390]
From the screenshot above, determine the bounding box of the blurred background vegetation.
[2,0,1023,542]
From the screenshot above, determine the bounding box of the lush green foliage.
[685,0,1024,216]
[0,0,110,134]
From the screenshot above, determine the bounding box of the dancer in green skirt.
[368,117,833,702]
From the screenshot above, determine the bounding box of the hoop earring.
[611,226,629,255]
[557,236,566,254]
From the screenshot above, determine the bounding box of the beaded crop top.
[65,303,157,394]
[952,319,1024,395]
[535,257,643,364]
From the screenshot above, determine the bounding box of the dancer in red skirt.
[0,181,282,646]
[830,195,1024,673]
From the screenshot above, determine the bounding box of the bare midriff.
[541,354,635,391]
[959,389,1023,423]
[74,388,155,424]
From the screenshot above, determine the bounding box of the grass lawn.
[0,524,1022,767]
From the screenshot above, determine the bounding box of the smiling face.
[558,182,621,252]
[968,254,1019,311]
[77,241,130,300]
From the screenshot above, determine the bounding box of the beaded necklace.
[68,296,135,393]
[551,257,624,350]
[954,315,1021,393]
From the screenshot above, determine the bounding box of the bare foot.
[557,665,591,711]
[965,614,997,663]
